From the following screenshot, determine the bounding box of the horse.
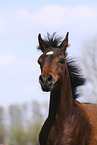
[37,32,97,145]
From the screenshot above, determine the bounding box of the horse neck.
[49,61,74,119]
[39,62,75,145]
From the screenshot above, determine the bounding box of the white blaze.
[46,51,54,55]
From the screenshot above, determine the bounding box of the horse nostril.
[39,75,43,83]
[47,75,52,83]
[39,74,53,86]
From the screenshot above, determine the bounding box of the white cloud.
[20,85,37,96]
[34,5,65,27]
[0,53,40,106]
[0,53,16,65]
[0,17,6,31]
[0,53,38,75]
[0,5,97,34]
[34,5,97,29]
[17,9,30,19]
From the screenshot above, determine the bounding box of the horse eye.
[60,58,65,64]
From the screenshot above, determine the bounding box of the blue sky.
[0,0,97,107]
[1,0,97,10]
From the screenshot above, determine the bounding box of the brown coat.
[81,103,97,144]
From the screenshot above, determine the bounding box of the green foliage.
[0,107,5,143]
[27,120,42,145]
[8,120,42,145]
[0,101,47,145]
[8,127,29,145]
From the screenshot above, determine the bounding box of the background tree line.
[0,101,47,145]
[79,37,97,102]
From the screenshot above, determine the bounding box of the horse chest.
[46,117,73,145]
[46,112,91,145]
[46,125,56,145]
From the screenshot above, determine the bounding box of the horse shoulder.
[81,103,97,145]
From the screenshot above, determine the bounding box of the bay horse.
[37,32,97,145]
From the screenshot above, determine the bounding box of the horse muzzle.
[39,74,54,92]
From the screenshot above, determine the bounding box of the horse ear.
[59,32,69,52]
[38,34,47,52]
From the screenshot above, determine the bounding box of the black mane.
[39,33,85,100]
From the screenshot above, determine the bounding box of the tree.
[0,101,47,145]
[7,102,47,145]
[80,37,97,102]
[32,101,43,121]
[8,105,23,128]
[0,106,5,143]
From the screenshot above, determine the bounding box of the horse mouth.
[39,74,56,92]
[40,83,54,92]
[42,87,51,92]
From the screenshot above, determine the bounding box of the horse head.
[38,32,69,92]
